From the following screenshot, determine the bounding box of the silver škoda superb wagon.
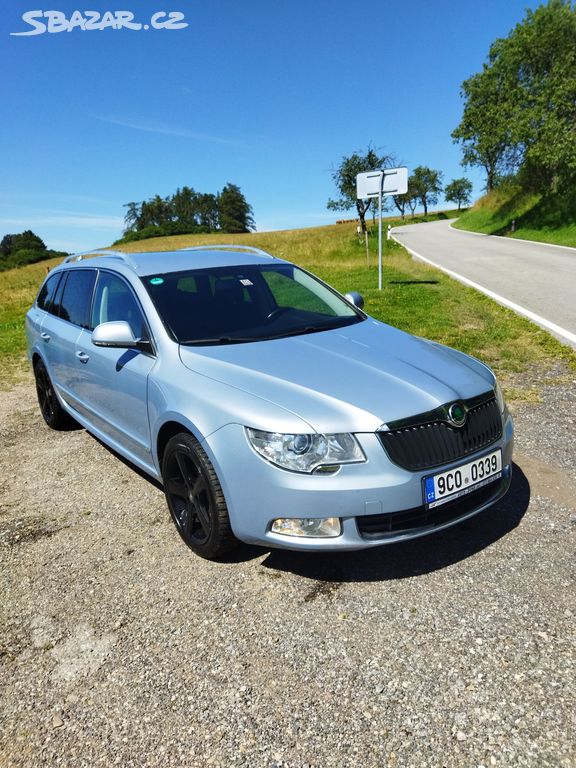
[26,246,513,559]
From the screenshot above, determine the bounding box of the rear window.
[36,273,62,312]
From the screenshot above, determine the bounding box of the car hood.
[178,319,495,433]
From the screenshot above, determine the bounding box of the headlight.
[246,429,365,473]
[494,379,506,414]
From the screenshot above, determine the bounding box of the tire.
[33,359,76,430]
[162,432,238,559]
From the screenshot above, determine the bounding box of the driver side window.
[91,272,149,340]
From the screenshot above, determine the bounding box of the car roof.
[58,246,285,277]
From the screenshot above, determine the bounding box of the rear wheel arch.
[33,357,76,430]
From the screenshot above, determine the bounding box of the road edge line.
[391,235,576,347]
[448,221,488,237]
[448,220,576,252]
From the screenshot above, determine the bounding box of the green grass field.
[1,222,574,394]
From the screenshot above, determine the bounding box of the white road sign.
[356,167,408,199]
[355,166,409,292]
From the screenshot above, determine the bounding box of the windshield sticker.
[149,277,164,285]
[240,279,253,286]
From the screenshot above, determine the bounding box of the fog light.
[271,517,342,538]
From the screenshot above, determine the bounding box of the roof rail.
[62,249,139,269]
[178,244,276,259]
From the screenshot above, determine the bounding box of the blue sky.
[2,0,542,252]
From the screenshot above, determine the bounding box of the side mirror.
[345,291,365,310]
[92,320,139,348]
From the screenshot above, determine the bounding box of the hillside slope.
[453,184,576,247]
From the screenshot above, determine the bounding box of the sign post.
[356,167,408,289]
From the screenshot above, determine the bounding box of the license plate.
[423,449,502,509]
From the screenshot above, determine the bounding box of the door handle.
[76,351,90,364]
[40,332,51,341]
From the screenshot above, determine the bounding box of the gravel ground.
[1,371,575,768]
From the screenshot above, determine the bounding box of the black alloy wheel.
[33,360,75,430]
[162,432,237,559]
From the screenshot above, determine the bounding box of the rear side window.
[36,273,62,312]
[58,270,97,328]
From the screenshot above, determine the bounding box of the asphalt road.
[391,220,576,347]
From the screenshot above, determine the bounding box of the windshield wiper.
[265,317,363,340]
[179,337,259,346]
[180,328,328,345]
[179,317,363,346]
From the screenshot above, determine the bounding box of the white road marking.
[392,236,576,347]
[447,220,576,252]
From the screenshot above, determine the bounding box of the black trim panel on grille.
[356,473,510,539]
[378,393,502,471]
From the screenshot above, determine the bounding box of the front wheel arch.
[156,420,191,469]
[161,431,238,559]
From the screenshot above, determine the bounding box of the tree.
[172,186,199,228]
[410,166,443,216]
[444,178,473,210]
[403,177,419,217]
[407,194,418,217]
[198,193,220,230]
[218,184,255,233]
[327,146,395,232]
[452,66,520,191]
[136,195,173,230]
[0,230,65,270]
[121,183,255,239]
[393,190,415,219]
[123,202,141,233]
[1,230,47,256]
[149,195,173,227]
[14,230,46,252]
[0,234,13,256]
[392,194,407,219]
[452,1,576,191]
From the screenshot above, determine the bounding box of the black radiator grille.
[378,393,502,471]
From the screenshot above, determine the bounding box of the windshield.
[142,263,364,345]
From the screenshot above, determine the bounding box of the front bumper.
[203,412,514,551]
